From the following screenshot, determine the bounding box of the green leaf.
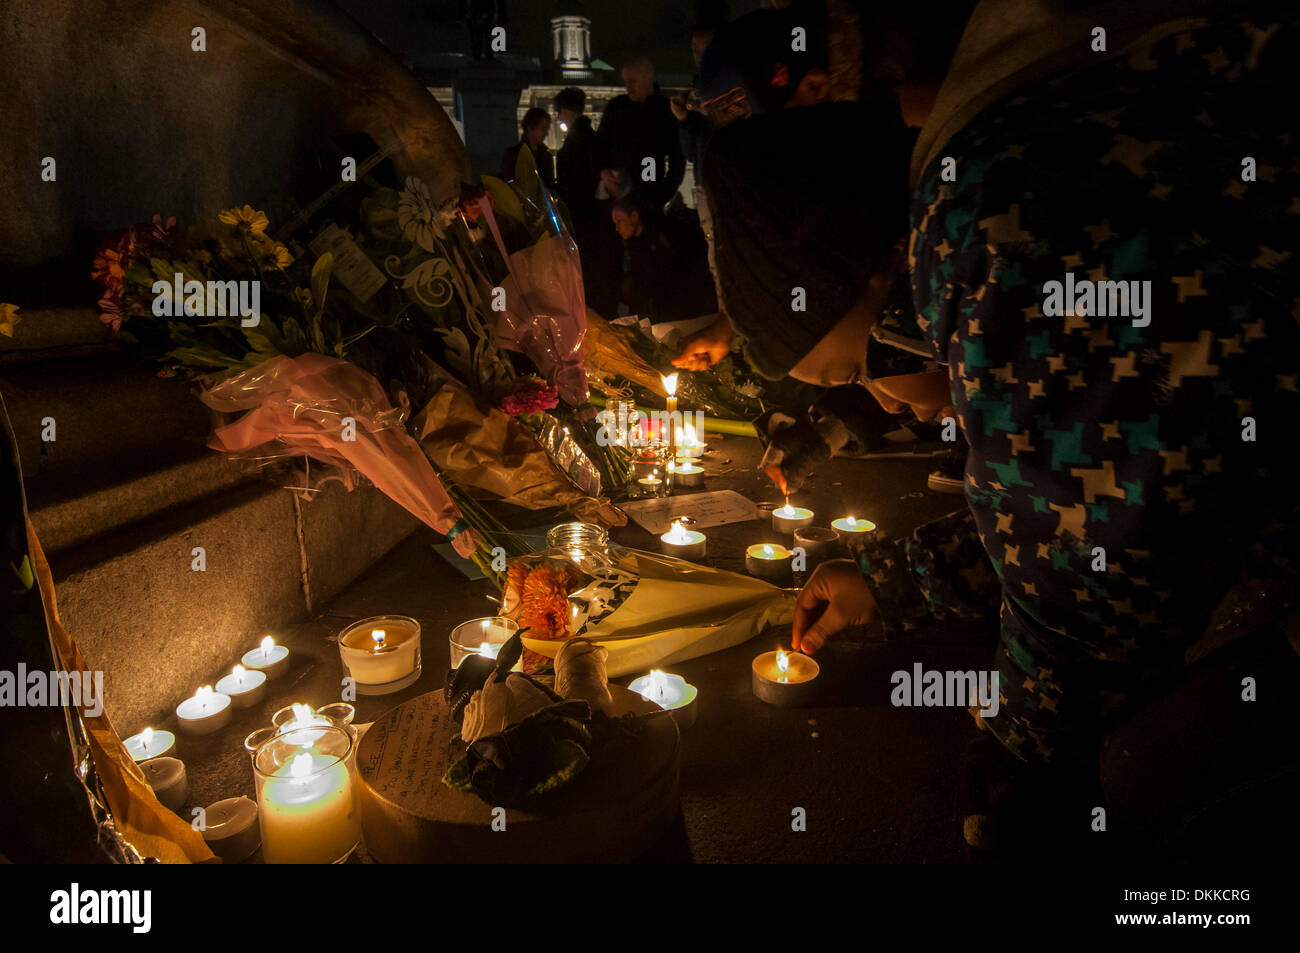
[442,756,475,793]
[309,253,333,352]
[526,739,590,795]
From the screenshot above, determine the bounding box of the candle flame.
[683,422,699,444]
[637,669,670,705]
[762,544,774,557]
[289,752,313,781]
[233,664,246,683]
[260,635,275,656]
[290,703,314,727]
[477,641,501,659]
[846,516,857,527]
[196,685,213,699]
[371,629,386,649]
[666,519,691,544]
[141,727,154,746]
[662,372,678,397]
[776,649,790,683]
[775,503,798,517]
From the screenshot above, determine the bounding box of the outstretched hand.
[792,560,878,653]
[671,313,735,371]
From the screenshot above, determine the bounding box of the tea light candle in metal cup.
[669,460,705,488]
[176,685,232,735]
[199,796,260,863]
[751,649,821,707]
[629,669,699,730]
[660,518,707,560]
[793,526,841,567]
[215,664,267,710]
[449,616,520,669]
[831,516,877,555]
[338,615,422,695]
[241,636,289,681]
[123,726,176,763]
[745,542,792,581]
[772,502,814,534]
[142,756,189,812]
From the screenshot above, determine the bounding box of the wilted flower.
[96,294,122,332]
[500,376,559,417]
[0,303,20,337]
[151,214,178,243]
[260,241,294,271]
[217,204,270,234]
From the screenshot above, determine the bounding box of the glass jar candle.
[337,615,422,695]
[545,522,612,574]
[449,616,521,669]
[254,725,361,864]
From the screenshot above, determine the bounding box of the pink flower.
[500,377,559,417]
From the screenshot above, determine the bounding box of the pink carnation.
[500,377,559,417]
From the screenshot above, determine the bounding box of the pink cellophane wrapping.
[477,195,589,406]
[200,353,479,558]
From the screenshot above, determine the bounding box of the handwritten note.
[620,490,761,536]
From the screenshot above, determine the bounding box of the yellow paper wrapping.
[26,520,217,864]
[412,373,625,527]
[522,548,796,676]
[582,309,669,398]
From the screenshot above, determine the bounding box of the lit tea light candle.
[637,470,663,487]
[337,615,422,695]
[793,525,840,566]
[241,636,289,680]
[629,669,698,729]
[215,664,267,710]
[772,500,814,533]
[254,727,361,865]
[175,685,232,736]
[669,460,704,488]
[676,422,706,458]
[449,616,520,669]
[142,756,189,812]
[200,796,260,863]
[831,515,876,538]
[660,518,707,560]
[123,726,176,763]
[274,703,332,746]
[745,542,792,581]
[751,648,821,707]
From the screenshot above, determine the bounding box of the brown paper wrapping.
[26,520,217,864]
[413,374,625,528]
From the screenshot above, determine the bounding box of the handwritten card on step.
[621,490,761,536]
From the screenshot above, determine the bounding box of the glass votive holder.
[337,615,422,695]
[449,617,520,669]
[628,447,672,499]
[253,725,362,864]
[545,521,612,573]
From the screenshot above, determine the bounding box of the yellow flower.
[270,243,294,270]
[217,204,270,234]
[0,303,20,337]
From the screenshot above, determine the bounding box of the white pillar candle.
[200,796,260,863]
[745,543,792,581]
[214,665,267,709]
[142,756,188,813]
[772,503,814,534]
[256,733,361,865]
[175,686,232,736]
[123,727,175,763]
[241,636,289,680]
[660,519,707,560]
[629,669,699,729]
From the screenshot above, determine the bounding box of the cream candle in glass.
[215,664,267,709]
[772,500,814,533]
[745,542,792,581]
[175,685,232,735]
[241,636,289,680]
[660,518,707,560]
[254,725,361,864]
[337,615,422,695]
[629,669,698,729]
[123,727,176,763]
[449,616,521,669]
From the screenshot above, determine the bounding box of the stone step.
[0,307,118,365]
[47,476,418,735]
